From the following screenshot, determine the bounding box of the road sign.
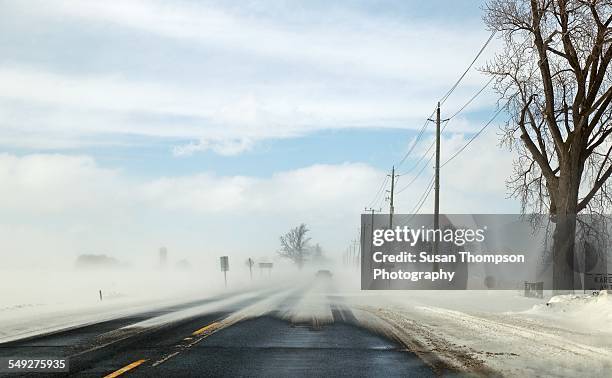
[220,256,229,272]
[220,256,229,288]
[258,262,273,277]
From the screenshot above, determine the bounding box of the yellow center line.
[103,359,147,378]
[192,321,222,336]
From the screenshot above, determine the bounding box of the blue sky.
[0,0,518,266]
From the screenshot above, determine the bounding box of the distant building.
[159,247,168,267]
[176,259,192,270]
[75,254,121,270]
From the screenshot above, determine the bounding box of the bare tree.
[483,0,612,291]
[278,224,311,269]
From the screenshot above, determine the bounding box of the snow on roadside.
[0,295,194,344]
[0,280,285,344]
[523,290,612,333]
[351,305,497,376]
[342,289,612,377]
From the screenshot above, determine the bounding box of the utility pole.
[364,207,381,275]
[434,102,440,242]
[386,166,398,228]
[344,247,348,266]
[346,246,351,267]
[428,102,447,271]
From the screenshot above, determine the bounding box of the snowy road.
[4,277,608,377]
[0,282,435,377]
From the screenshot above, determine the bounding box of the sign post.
[246,258,254,280]
[220,256,229,287]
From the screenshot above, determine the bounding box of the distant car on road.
[315,269,333,279]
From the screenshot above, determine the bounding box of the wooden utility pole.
[387,166,398,228]
[364,207,380,253]
[344,247,348,266]
[434,103,440,229]
[433,102,443,270]
[352,239,359,267]
[364,207,381,275]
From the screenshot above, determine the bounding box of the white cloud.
[0,154,384,266]
[0,146,518,267]
[140,162,382,215]
[0,0,521,267]
[0,65,454,147]
[34,0,490,83]
[393,126,517,214]
[172,138,255,156]
[0,153,123,215]
[0,0,499,152]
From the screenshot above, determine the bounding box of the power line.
[396,106,437,168]
[441,36,534,123]
[411,175,435,215]
[391,77,494,216]
[398,144,434,177]
[394,76,494,217]
[447,76,495,120]
[396,150,434,194]
[401,75,492,173]
[389,32,496,195]
[440,31,496,105]
[439,37,561,168]
[396,76,493,179]
[440,100,508,168]
[367,175,388,209]
[366,30,499,216]
[373,189,387,210]
[396,65,495,180]
[371,29,559,229]
[395,175,435,227]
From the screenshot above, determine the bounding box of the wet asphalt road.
[135,316,435,377]
[0,288,434,377]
